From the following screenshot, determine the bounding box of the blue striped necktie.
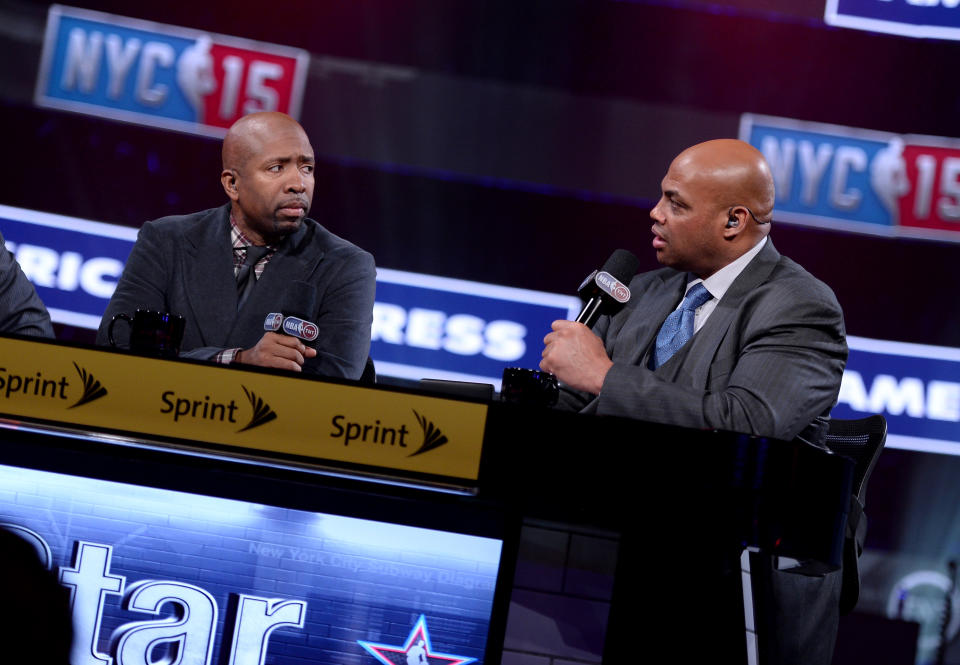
[652,282,713,369]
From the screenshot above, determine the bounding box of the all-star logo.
[408,410,448,458]
[69,362,108,409]
[238,385,277,432]
[358,615,476,665]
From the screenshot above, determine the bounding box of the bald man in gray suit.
[541,139,847,665]
[97,112,374,379]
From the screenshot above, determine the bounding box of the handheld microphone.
[575,249,640,328]
[263,281,319,342]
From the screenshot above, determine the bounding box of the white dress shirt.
[681,236,768,333]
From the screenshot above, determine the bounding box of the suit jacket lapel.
[578,270,685,415]
[611,270,688,366]
[236,220,326,322]
[681,240,782,387]
[182,205,237,347]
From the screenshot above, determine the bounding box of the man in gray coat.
[541,139,847,664]
[97,112,375,379]
[0,229,54,338]
[542,138,846,443]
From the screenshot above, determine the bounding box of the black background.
[0,0,957,346]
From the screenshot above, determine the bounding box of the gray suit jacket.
[558,240,847,443]
[0,229,54,338]
[560,241,848,664]
[96,204,375,380]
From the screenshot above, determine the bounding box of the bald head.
[674,139,774,222]
[673,139,775,223]
[650,139,775,278]
[222,112,308,172]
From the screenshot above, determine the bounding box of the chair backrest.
[825,414,887,505]
[824,414,887,615]
[418,378,494,401]
[360,356,376,384]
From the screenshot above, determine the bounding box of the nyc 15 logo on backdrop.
[35,5,309,137]
[741,114,960,244]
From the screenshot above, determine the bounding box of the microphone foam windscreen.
[601,249,641,284]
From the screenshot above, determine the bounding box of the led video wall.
[0,463,503,665]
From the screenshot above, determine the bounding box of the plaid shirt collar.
[229,215,277,276]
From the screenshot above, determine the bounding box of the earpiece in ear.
[726,216,739,228]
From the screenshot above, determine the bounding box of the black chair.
[418,378,494,401]
[824,415,887,614]
[360,356,376,384]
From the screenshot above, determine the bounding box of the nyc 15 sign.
[740,114,960,243]
[35,5,309,137]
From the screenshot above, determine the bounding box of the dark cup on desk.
[500,367,559,407]
[108,309,185,358]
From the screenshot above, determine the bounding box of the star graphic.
[358,614,476,665]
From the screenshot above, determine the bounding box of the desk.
[0,335,852,663]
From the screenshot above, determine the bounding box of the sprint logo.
[239,386,277,432]
[70,362,108,408]
[0,362,107,409]
[330,410,451,457]
[159,384,277,433]
[409,410,448,457]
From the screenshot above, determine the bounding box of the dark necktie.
[652,282,713,369]
[236,245,270,310]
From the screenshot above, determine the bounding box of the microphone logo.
[282,316,319,342]
[594,271,631,303]
[264,313,283,331]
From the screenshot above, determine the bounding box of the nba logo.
[264,313,283,332]
[35,5,309,137]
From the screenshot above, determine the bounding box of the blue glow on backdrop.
[4,203,960,447]
[826,0,960,41]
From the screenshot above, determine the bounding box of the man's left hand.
[540,320,613,395]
